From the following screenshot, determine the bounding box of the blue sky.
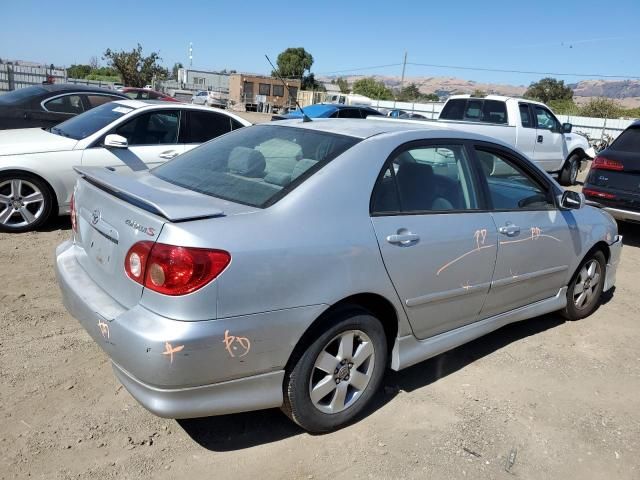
[1,0,639,86]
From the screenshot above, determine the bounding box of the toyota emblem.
[91,209,101,225]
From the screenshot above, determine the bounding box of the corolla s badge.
[91,209,101,225]
[125,219,156,237]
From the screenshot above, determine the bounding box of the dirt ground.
[1,170,640,479]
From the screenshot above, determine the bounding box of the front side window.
[115,110,179,146]
[44,95,84,114]
[371,144,478,214]
[475,148,553,210]
[534,106,559,132]
[183,111,234,143]
[338,108,361,119]
[152,125,359,208]
[259,83,271,96]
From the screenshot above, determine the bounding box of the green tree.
[525,77,573,103]
[302,72,324,91]
[472,89,487,97]
[272,47,314,83]
[396,83,421,101]
[336,77,350,94]
[103,44,169,87]
[352,77,394,100]
[579,97,622,118]
[547,98,580,115]
[67,64,92,79]
[172,62,183,80]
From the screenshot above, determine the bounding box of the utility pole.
[394,51,407,109]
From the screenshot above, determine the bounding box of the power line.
[406,62,639,79]
[317,63,402,75]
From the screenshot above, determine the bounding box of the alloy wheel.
[0,179,45,229]
[573,259,601,309]
[308,330,375,414]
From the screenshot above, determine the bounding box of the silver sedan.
[56,119,622,432]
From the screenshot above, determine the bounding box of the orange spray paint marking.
[437,229,495,276]
[97,319,110,340]
[223,330,251,358]
[162,342,184,364]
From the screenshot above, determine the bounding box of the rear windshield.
[0,86,47,104]
[610,127,640,152]
[440,98,508,124]
[152,124,359,208]
[50,102,133,140]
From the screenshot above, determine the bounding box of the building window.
[259,83,271,96]
[288,86,298,100]
[272,84,284,97]
[193,77,206,85]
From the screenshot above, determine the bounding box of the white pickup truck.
[388,95,594,185]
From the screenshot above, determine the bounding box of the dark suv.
[583,121,640,223]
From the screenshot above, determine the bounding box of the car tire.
[562,250,606,320]
[0,172,54,233]
[559,154,580,186]
[282,307,388,433]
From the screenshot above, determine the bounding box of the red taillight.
[124,242,230,296]
[592,156,624,171]
[583,188,616,200]
[70,193,77,233]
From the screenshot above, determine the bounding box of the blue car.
[272,103,383,120]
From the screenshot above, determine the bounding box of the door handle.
[537,135,544,143]
[498,223,520,237]
[386,231,420,246]
[159,150,179,159]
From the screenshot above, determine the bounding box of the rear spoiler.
[74,166,225,222]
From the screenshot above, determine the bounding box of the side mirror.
[562,122,572,133]
[559,190,584,210]
[103,134,128,149]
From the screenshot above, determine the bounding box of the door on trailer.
[370,141,498,340]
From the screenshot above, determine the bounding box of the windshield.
[152,124,359,208]
[50,102,134,140]
[0,86,47,105]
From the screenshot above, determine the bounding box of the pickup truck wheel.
[0,173,53,233]
[562,250,606,320]
[282,307,387,433]
[559,154,580,186]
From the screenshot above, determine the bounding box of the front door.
[472,145,573,318]
[370,142,497,340]
[532,105,566,172]
[82,109,184,170]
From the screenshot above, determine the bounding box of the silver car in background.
[56,119,622,432]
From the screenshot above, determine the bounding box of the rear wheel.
[559,154,580,186]
[562,250,606,320]
[0,173,53,233]
[282,308,387,433]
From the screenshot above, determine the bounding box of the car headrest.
[291,158,318,181]
[396,162,433,184]
[228,147,266,178]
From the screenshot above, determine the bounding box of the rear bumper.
[602,207,640,223]
[604,235,623,292]
[55,239,325,418]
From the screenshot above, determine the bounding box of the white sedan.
[0,100,250,232]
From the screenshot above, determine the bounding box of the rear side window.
[440,99,465,120]
[44,95,84,114]
[338,108,362,119]
[152,125,359,208]
[371,144,478,214]
[482,100,507,124]
[519,104,533,128]
[183,110,234,143]
[86,94,121,108]
[610,127,640,152]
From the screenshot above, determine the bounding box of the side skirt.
[391,287,567,371]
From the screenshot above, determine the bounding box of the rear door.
[82,109,184,170]
[370,141,498,340]
[532,105,566,171]
[473,144,574,317]
[516,102,537,158]
[34,94,85,127]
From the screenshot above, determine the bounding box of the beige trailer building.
[229,73,301,113]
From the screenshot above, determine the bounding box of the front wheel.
[0,173,53,233]
[559,154,580,186]
[282,308,388,433]
[562,250,606,320]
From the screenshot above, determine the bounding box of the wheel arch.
[284,293,400,372]
[0,168,59,212]
[569,240,610,285]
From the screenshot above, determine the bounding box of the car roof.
[41,83,126,95]
[109,100,251,125]
[447,94,547,107]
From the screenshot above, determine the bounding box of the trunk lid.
[73,166,242,309]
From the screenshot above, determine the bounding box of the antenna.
[265,54,311,122]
